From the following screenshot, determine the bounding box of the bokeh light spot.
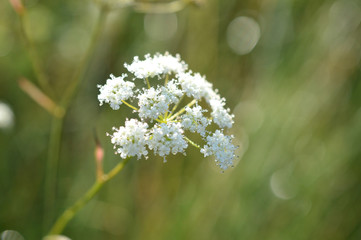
[270,166,297,200]
[227,16,261,55]
[0,101,15,130]
[0,230,24,240]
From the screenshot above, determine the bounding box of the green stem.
[61,6,109,109]
[43,6,109,231]
[48,158,130,235]
[146,77,151,89]
[122,100,138,111]
[44,116,64,231]
[19,14,53,97]
[164,74,169,85]
[168,99,197,121]
[169,95,184,117]
[184,136,201,149]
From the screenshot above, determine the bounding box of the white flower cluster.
[109,119,149,160]
[98,53,237,171]
[201,130,237,170]
[98,74,135,110]
[124,53,188,79]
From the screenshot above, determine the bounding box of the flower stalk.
[43,5,109,229]
[48,158,129,235]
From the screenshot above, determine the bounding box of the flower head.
[109,119,149,159]
[97,74,135,110]
[98,53,237,171]
[124,52,187,79]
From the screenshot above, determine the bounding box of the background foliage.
[1,0,361,239]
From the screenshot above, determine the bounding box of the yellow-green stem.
[122,100,138,111]
[184,136,201,149]
[164,74,169,85]
[168,99,197,121]
[169,95,184,117]
[48,158,129,235]
[146,77,151,89]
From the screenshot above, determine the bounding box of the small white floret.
[178,72,213,100]
[109,119,149,159]
[124,52,187,79]
[201,130,236,170]
[148,122,188,157]
[209,98,234,128]
[137,82,182,120]
[181,105,211,136]
[98,74,135,110]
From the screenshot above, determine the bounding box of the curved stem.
[48,158,130,235]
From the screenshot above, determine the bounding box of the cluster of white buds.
[98,52,237,171]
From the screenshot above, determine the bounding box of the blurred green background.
[1,0,361,239]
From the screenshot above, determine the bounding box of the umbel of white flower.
[98,53,237,171]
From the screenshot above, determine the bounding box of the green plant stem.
[43,5,109,231]
[48,158,130,235]
[44,116,64,230]
[170,95,184,115]
[19,14,53,96]
[146,77,151,89]
[122,100,138,111]
[61,5,109,109]
[164,74,169,85]
[184,136,200,149]
[169,99,197,121]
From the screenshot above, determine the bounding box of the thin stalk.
[122,100,138,111]
[168,99,197,121]
[146,77,151,89]
[169,95,184,117]
[164,74,169,85]
[44,116,64,229]
[43,5,109,230]
[184,136,201,149]
[61,6,109,109]
[48,158,130,235]
[18,78,65,118]
[19,13,53,96]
